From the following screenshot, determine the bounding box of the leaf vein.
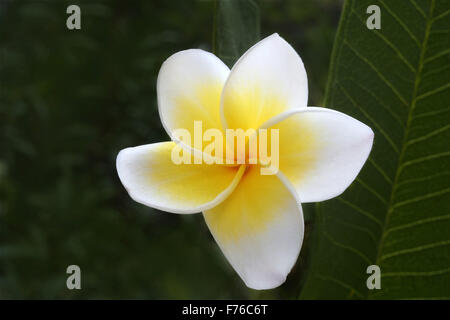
[315,274,364,298]
[405,124,450,147]
[379,0,421,47]
[385,214,450,236]
[324,231,372,264]
[382,267,450,277]
[396,171,450,187]
[424,48,450,64]
[410,0,427,19]
[398,151,450,174]
[336,197,383,227]
[381,240,450,261]
[349,79,406,129]
[367,157,394,185]
[432,9,450,24]
[416,82,450,102]
[344,40,408,107]
[351,7,416,73]
[326,216,378,246]
[339,83,401,154]
[411,108,450,120]
[391,187,450,209]
[355,177,388,205]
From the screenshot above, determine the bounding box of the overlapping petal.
[203,166,304,290]
[221,33,308,131]
[117,142,245,213]
[261,107,374,203]
[157,49,230,141]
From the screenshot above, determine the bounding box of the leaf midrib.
[370,0,436,298]
[322,0,440,299]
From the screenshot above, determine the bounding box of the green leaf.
[213,0,260,67]
[300,0,450,299]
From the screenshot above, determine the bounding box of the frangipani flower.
[116,34,374,290]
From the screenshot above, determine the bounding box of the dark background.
[0,0,341,299]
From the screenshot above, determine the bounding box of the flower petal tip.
[245,273,287,291]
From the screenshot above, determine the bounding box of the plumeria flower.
[116,34,374,290]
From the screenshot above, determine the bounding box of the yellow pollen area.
[174,82,224,136]
[222,84,289,130]
[272,114,319,186]
[204,166,288,243]
[204,117,319,242]
[169,84,320,241]
[146,143,239,206]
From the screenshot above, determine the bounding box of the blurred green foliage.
[0,0,340,299]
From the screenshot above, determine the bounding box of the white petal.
[261,107,374,202]
[157,49,230,140]
[221,33,308,130]
[116,142,245,214]
[203,166,304,290]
